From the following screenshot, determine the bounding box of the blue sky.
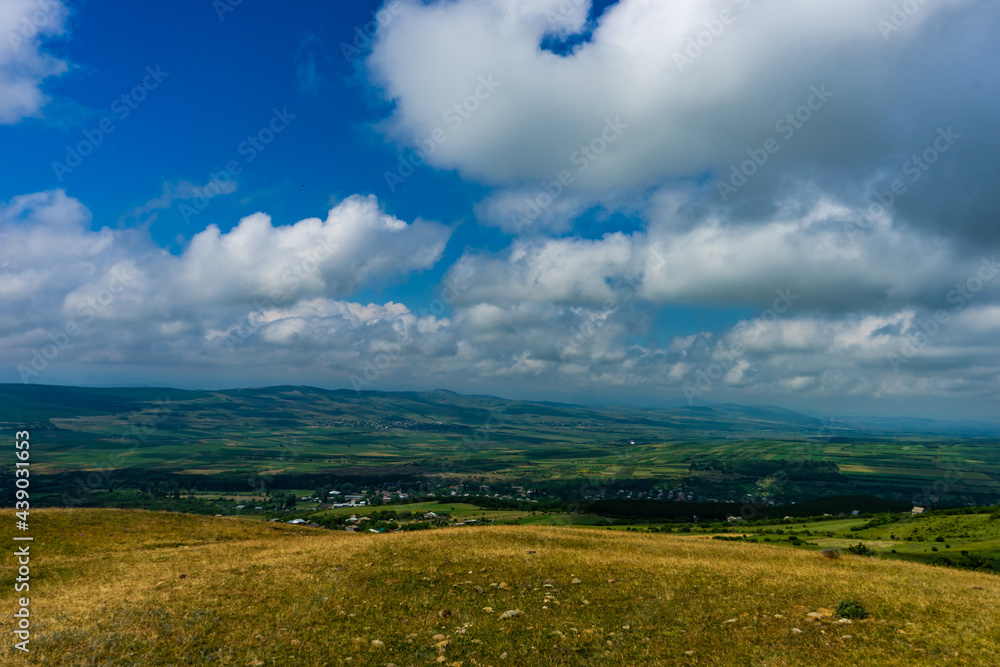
[2,0,999,419]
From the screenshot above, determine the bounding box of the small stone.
[432,634,447,641]
[571,578,582,585]
[482,607,494,613]
[838,618,852,624]
[792,628,803,634]
[723,618,737,624]
[371,640,385,648]
[473,585,484,593]
[498,582,509,590]
[438,609,452,618]
[684,650,696,656]
[499,609,524,620]
[841,635,853,640]
[608,578,617,584]
[500,653,508,660]
[773,614,784,619]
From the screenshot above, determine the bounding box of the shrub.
[836,600,870,620]
[935,536,945,543]
[846,542,875,557]
[820,547,841,560]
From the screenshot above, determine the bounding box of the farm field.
[3,384,1000,508]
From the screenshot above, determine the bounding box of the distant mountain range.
[2,383,998,439]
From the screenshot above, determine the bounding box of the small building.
[911,506,925,515]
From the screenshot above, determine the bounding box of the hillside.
[4,509,999,665]
[5,383,1000,507]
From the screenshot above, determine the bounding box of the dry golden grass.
[3,509,1000,665]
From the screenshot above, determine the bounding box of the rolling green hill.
[3,383,999,506]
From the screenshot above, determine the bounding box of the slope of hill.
[5,383,1000,506]
[4,509,999,665]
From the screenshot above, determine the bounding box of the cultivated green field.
[4,384,999,507]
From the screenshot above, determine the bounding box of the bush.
[846,542,875,557]
[820,547,841,560]
[837,600,870,619]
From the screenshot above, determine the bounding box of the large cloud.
[447,193,995,313]
[368,0,1000,242]
[0,191,451,380]
[0,0,70,123]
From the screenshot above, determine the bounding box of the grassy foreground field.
[3,510,1000,666]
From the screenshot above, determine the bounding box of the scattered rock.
[498,582,509,590]
[432,634,447,641]
[473,585,484,593]
[791,628,803,634]
[723,618,737,624]
[684,650,696,656]
[525,549,536,554]
[178,574,186,579]
[571,578,582,585]
[438,609,452,618]
[499,609,524,620]
[841,635,853,640]
[371,640,384,648]
[482,607,494,613]
[607,578,617,584]
[838,618,853,624]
